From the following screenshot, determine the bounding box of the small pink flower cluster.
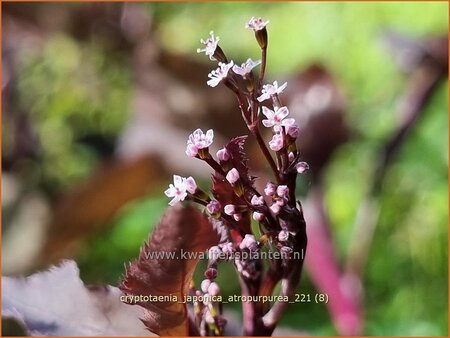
[166,17,309,336]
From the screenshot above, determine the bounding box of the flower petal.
[262,106,274,119]
[276,106,289,120]
[262,119,274,128]
[173,175,183,187]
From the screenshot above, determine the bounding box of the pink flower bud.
[226,168,240,184]
[201,279,211,293]
[205,310,215,324]
[252,212,265,222]
[270,203,281,215]
[204,267,218,279]
[239,234,258,251]
[224,204,235,215]
[286,123,300,138]
[220,242,235,255]
[233,213,242,221]
[207,282,221,296]
[216,148,230,161]
[278,230,289,242]
[288,152,295,162]
[296,161,309,174]
[208,246,221,261]
[269,133,284,152]
[276,185,289,198]
[206,200,221,214]
[280,246,293,256]
[251,195,264,206]
[185,176,197,194]
[264,182,276,196]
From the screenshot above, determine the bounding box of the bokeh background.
[2,2,448,336]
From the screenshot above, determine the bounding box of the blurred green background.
[2,2,448,336]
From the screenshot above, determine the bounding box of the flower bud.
[226,168,240,184]
[280,246,293,256]
[276,185,289,198]
[204,267,218,279]
[251,195,264,206]
[208,247,221,261]
[206,200,221,214]
[252,212,265,222]
[278,230,289,242]
[233,213,242,222]
[205,310,215,324]
[224,204,235,215]
[201,279,211,293]
[288,152,295,162]
[207,282,221,296]
[220,242,235,255]
[239,234,259,252]
[286,123,300,139]
[264,182,277,196]
[296,161,309,174]
[216,148,230,161]
[270,203,281,215]
[269,133,284,152]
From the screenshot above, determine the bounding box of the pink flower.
[197,31,219,60]
[201,279,211,293]
[252,212,265,222]
[261,106,290,128]
[185,177,197,194]
[232,58,261,77]
[205,310,215,324]
[207,61,234,87]
[269,133,284,152]
[233,213,242,222]
[216,147,230,161]
[278,230,289,242]
[207,282,221,296]
[288,152,295,162]
[245,17,269,31]
[296,161,309,174]
[264,182,276,196]
[186,128,214,157]
[220,242,235,255]
[280,246,293,255]
[270,202,281,215]
[208,246,222,261]
[276,185,289,198]
[206,200,221,214]
[239,234,258,251]
[226,168,240,184]
[273,118,299,138]
[224,204,236,215]
[277,118,299,138]
[164,175,197,206]
[257,81,287,102]
[251,195,264,206]
[287,124,299,138]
